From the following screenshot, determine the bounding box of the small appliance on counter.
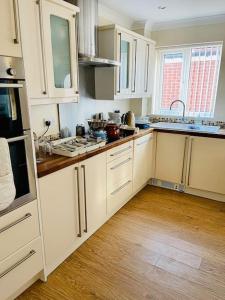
[121,111,136,127]
[105,123,120,142]
[76,124,85,137]
[108,110,121,125]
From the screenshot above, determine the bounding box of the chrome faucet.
[170,100,186,120]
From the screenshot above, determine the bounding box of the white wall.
[151,22,225,121]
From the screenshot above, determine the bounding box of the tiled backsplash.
[148,115,225,128]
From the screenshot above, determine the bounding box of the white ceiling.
[99,0,225,26]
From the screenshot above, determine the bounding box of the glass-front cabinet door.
[116,31,133,95]
[42,0,79,100]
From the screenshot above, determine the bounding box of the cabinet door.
[116,31,133,95]
[155,133,188,184]
[80,153,107,235]
[42,0,79,99]
[187,137,225,194]
[18,0,48,99]
[0,0,22,57]
[39,164,80,272]
[133,133,153,192]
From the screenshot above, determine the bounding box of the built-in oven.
[0,56,36,214]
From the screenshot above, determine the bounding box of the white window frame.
[153,42,223,118]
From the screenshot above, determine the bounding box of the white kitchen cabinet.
[0,237,43,300]
[18,0,48,100]
[134,39,155,97]
[0,0,22,57]
[154,132,188,184]
[38,153,107,275]
[133,133,153,193]
[79,153,107,235]
[187,137,225,194]
[95,24,155,100]
[107,142,133,216]
[18,0,79,105]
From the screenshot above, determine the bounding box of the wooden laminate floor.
[17,186,225,300]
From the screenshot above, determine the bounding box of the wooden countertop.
[37,128,154,178]
[37,126,225,178]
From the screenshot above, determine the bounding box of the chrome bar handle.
[12,0,19,44]
[145,44,150,92]
[0,250,36,279]
[36,0,47,95]
[187,138,193,186]
[132,39,137,93]
[0,83,23,89]
[181,137,188,184]
[117,32,122,93]
[75,167,82,237]
[0,213,32,234]
[110,146,132,157]
[74,14,79,95]
[111,180,131,196]
[81,165,88,233]
[7,135,28,144]
[110,158,131,170]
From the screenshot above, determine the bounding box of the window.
[153,43,222,118]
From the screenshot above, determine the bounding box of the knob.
[7,68,16,76]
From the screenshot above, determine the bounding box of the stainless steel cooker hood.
[76,0,120,67]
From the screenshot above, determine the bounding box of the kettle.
[121,111,135,127]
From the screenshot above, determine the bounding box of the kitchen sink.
[150,122,220,134]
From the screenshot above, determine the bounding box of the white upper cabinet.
[0,0,22,57]
[186,137,225,195]
[154,132,188,184]
[18,0,79,105]
[95,24,155,100]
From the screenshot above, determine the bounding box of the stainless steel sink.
[150,122,220,134]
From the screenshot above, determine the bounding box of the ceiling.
[99,0,225,26]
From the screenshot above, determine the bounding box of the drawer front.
[0,237,43,300]
[134,133,153,147]
[107,141,133,163]
[107,180,132,216]
[107,154,133,195]
[0,200,40,262]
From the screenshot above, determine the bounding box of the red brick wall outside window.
[156,45,222,118]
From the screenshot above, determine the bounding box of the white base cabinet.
[38,153,107,274]
[0,0,22,57]
[133,133,154,193]
[154,132,188,184]
[187,137,225,194]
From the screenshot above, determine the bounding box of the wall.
[31,2,141,137]
[151,22,225,121]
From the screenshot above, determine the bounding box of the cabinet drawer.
[0,200,40,262]
[107,180,132,216]
[107,154,133,194]
[107,141,133,163]
[134,133,153,147]
[0,237,43,300]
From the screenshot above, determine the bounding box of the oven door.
[0,80,30,138]
[7,130,37,204]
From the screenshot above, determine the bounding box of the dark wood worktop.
[37,128,154,178]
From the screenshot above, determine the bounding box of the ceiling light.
[158,6,166,10]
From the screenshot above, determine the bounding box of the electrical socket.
[43,118,54,127]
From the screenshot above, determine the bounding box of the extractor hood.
[76,0,120,67]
